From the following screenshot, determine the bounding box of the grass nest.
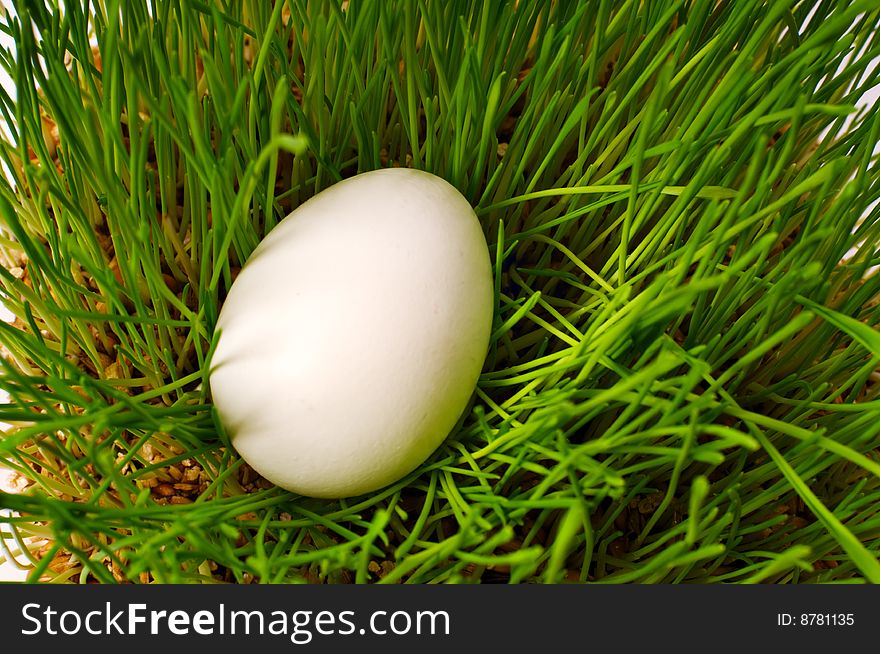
[1,0,880,583]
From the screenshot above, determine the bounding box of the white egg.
[209,168,494,498]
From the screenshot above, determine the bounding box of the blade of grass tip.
[796,297,880,358]
[382,522,473,585]
[394,472,438,560]
[636,409,698,547]
[686,475,710,546]
[525,92,595,195]
[487,219,507,369]
[25,542,63,583]
[750,427,880,583]
[468,71,503,199]
[741,545,814,584]
[249,0,285,94]
[477,182,737,214]
[491,291,542,343]
[710,310,815,389]
[263,76,289,233]
[356,508,391,583]
[622,59,673,285]
[208,133,308,291]
[544,502,583,583]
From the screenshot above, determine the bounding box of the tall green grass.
[1,0,879,583]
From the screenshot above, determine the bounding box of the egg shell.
[209,168,494,498]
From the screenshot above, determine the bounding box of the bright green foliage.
[1,0,879,583]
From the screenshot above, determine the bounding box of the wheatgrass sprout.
[0,0,879,583]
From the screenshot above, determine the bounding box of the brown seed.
[162,274,179,293]
[103,362,122,379]
[500,116,516,132]
[108,257,124,286]
[461,563,478,577]
[498,539,523,553]
[111,562,126,583]
[153,483,175,497]
[638,493,664,514]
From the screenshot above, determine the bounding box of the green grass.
[1,0,880,583]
